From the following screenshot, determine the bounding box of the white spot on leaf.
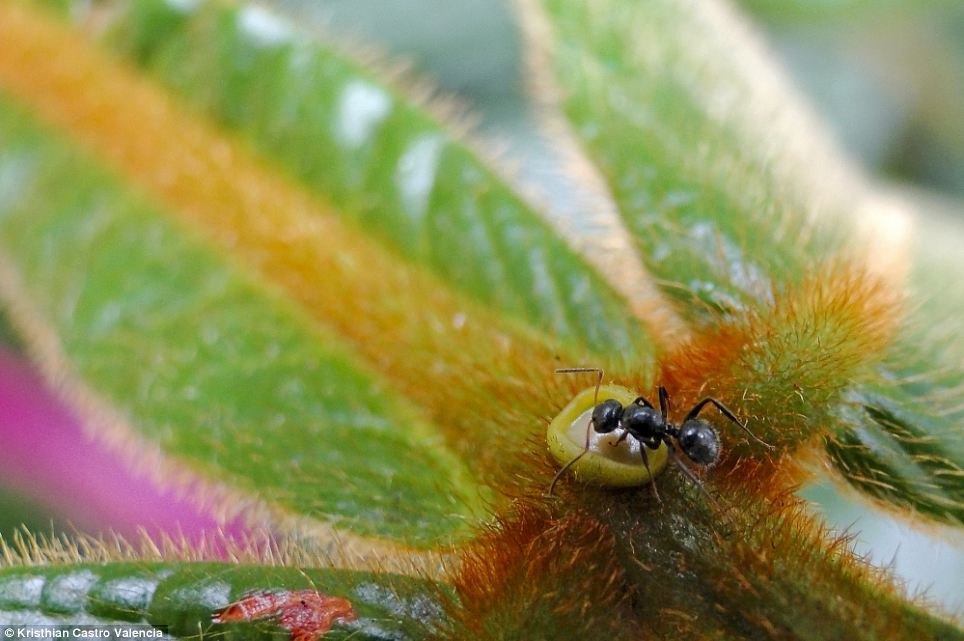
[97,576,160,612]
[335,81,392,149]
[237,5,291,48]
[169,579,232,611]
[395,135,443,226]
[0,576,44,608]
[45,570,98,612]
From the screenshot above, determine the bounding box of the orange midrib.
[0,4,567,492]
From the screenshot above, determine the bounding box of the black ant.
[548,368,774,506]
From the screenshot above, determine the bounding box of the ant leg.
[556,367,603,406]
[684,397,775,449]
[658,386,670,420]
[548,452,586,497]
[666,440,722,512]
[640,445,661,503]
[548,413,595,496]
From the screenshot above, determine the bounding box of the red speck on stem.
[213,589,358,641]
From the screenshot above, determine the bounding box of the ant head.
[677,419,721,466]
[591,399,623,433]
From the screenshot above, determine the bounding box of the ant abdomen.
[677,419,721,467]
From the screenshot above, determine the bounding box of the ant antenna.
[555,367,603,406]
[548,368,603,496]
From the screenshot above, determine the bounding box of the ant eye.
[547,385,668,487]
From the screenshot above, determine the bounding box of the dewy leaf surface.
[86,0,652,361]
[0,96,480,546]
[0,561,443,641]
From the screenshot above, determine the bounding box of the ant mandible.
[548,368,774,506]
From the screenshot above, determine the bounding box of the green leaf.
[95,0,652,361]
[828,385,963,524]
[0,95,479,546]
[0,0,657,547]
[527,0,854,318]
[824,205,964,525]
[0,561,443,640]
